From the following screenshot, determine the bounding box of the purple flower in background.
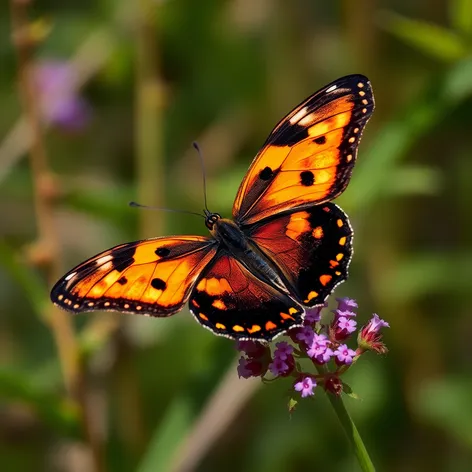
[333,344,357,365]
[34,60,90,130]
[294,376,317,398]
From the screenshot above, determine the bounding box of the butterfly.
[51,74,374,341]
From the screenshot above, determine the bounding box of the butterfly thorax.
[210,217,288,293]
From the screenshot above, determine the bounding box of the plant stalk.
[317,365,376,472]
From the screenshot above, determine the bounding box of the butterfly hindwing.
[247,203,353,307]
[233,74,374,225]
[51,237,217,316]
[189,253,304,341]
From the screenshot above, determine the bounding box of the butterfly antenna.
[129,201,204,218]
[192,142,210,213]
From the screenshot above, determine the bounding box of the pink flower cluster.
[236,297,389,406]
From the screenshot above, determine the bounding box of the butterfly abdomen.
[212,218,287,293]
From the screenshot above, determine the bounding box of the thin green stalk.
[317,365,376,472]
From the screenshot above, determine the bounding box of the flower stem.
[316,366,375,471]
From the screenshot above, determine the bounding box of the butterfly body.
[51,74,374,341]
[209,215,288,293]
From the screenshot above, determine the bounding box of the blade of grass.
[137,396,194,472]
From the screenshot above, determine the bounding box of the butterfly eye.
[205,213,221,230]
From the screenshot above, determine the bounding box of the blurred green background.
[2,0,472,471]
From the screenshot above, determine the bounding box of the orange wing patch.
[51,237,217,316]
[233,75,374,225]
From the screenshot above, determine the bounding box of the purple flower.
[336,297,358,312]
[313,347,334,364]
[294,376,317,398]
[304,306,323,325]
[363,314,390,335]
[269,357,290,376]
[237,357,264,379]
[358,314,390,354]
[274,341,293,361]
[295,326,315,346]
[333,309,357,320]
[35,60,90,130]
[236,340,268,358]
[307,334,332,363]
[337,317,357,334]
[333,344,357,365]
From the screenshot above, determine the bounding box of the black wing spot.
[259,166,274,181]
[313,135,326,145]
[155,247,171,257]
[270,122,309,146]
[117,276,128,285]
[111,246,136,272]
[300,171,315,186]
[151,278,167,290]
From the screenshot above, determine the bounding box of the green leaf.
[379,11,468,61]
[342,382,360,400]
[450,0,472,35]
[136,396,193,472]
[288,397,298,414]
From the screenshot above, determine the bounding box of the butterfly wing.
[51,237,217,316]
[233,75,374,225]
[189,252,304,341]
[247,203,353,307]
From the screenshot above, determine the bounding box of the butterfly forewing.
[51,237,217,316]
[232,74,374,225]
[247,203,353,307]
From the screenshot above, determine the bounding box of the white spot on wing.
[299,114,315,126]
[289,107,308,124]
[326,85,337,93]
[65,272,76,281]
[96,255,113,265]
[100,261,113,272]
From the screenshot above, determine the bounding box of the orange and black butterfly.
[51,75,374,341]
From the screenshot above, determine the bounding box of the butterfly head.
[204,210,221,230]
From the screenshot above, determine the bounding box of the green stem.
[317,366,375,472]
